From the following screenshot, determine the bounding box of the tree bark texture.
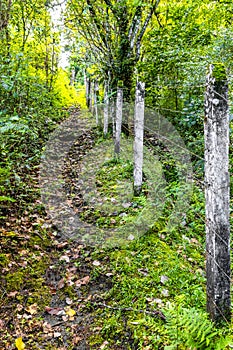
[94,80,99,125]
[103,80,109,136]
[204,63,231,322]
[133,81,145,196]
[110,90,116,138]
[114,86,123,155]
[85,75,91,109]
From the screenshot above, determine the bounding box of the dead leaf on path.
[73,335,82,344]
[16,304,23,312]
[75,275,90,287]
[26,303,38,315]
[43,321,53,333]
[56,242,69,249]
[45,306,65,316]
[100,341,109,349]
[59,255,70,263]
[65,307,76,319]
[8,291,18,297]
[65,297,73,305]
[57,278,65,289]
[53,332,62,338]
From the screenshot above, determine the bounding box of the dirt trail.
[0,111,112,349]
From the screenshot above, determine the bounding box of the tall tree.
[65,0,160,101]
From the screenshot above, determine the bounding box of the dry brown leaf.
[26,303,38,315]
[75,275,90,287]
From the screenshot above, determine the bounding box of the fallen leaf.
[100,341,109,349]
[59,255,70,263]
[128,234,135,241]
[65,307,76,317]
[73,335,82,344]
[26,303,38,315]
[161,289,169,297]
[54,332,62,338]
[65,297,73,305]
[16,304,23,312]
[57,278,65,289]
[8,291,18,297]
[15,337,25,350]
[160,275,169,284]
[45,306,65,316]
[75,275,90,287]
[42,322,53,334]
[92,260,101,266]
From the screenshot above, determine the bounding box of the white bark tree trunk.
[110,89,116,138]
[94,81,99,125]
[133,81,145,196]
[204,64,231,322]
[114,86,123,155]
[70,68,76,86]
[90,80,94,113]
[103,80,109,136]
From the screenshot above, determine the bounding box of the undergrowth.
[84,139,233,349]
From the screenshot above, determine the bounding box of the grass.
[78,144,233,349]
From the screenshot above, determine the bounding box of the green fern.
[164,306,232,349]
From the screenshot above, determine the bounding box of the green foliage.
[0,0,81,214]
[212,63,227,82]
[80,157,147,227]
[164,305,232,349]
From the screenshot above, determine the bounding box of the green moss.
[117,80,124,88]
[0,253,9,267]
[212,63,227,82]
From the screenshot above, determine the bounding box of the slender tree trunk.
[94,80,99,125]
[85,76,91,109]
[114,85,123,155]
[133,81,145,196]
[90,80,94,113]
[70,67,76,86]
[103,80,109,136]
[110,90,116,138]
[204,64,231,322]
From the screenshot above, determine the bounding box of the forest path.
[0,110,114,349]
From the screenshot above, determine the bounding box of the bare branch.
[136,0,160,60]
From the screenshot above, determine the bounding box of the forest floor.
[1,109,230,350]
[0,110,114,349]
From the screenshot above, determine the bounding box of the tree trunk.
[94,80,99,125]
[85,73,91,108]
[133,81,145,196]
[103,80,109,136]
[90,80,94,113]
[204,63,231,322]
[70,67,76,86]
[110,89,116,138]
[114,86,123,155]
